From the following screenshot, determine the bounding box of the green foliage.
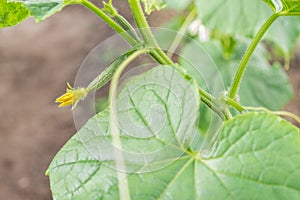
[2,0,300,199]
[180,40,293,110]
[19,0,79,22]
[196,0,269,37]
[47,65,201,199]
[264,0,300,15]
[195,0,300,56]
[1,0,79,24]
[22,0,66,22]
[0,0,29,27]
[47,107,300,199]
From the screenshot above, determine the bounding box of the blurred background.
[0,1,299,199]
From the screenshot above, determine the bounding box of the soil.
[0,2,299,200]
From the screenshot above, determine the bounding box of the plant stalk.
[228,13,279,99]
[81,0,172,65]
[224,97,244,112]
[200,95,225,121]
[198,88,227,120]
[128,0,173,65]
[81,0,138,46]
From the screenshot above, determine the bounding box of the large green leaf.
[47,102,300,199]
[0,0,29,27]
[264,0,300,15]
[195,0,300,56]
[47,65,201,199]
[10,0,78,22]
[130,112,300,199]
[195,0,271,37]
[179,40,293,110]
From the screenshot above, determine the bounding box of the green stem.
[198,88,227,120]
[198,87,214,102]
[128,0,173,65]
[200,95,225,121]
[224,97,244,112]
[198,88,245,119]
[228,13,279,99]
[148,51,166,64]
[81,0,170,65]
[81,0,138,46]
[224,109,232,119]
[109,49,149,200]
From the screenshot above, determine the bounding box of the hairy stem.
[81,0,172,65]
[200,95,225,121]
[128,0,173,65]
[224,97,244,112]
[228,13,279,99]
[198,87,214,102]
[198,88,227,120]
[81,0,138,46]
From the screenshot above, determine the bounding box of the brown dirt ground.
[0,2,299,200]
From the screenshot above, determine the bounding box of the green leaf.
[0,0,29,27]
[180,40,293,110]
[264,0,300,15]
[195,0,271,37]
[195,0,300,56]
[200,112,300,199]
[141,0,166,14]
[133,112,300,199]
[10,0,78,22]
[48,106,300,198]
[47,65,201,199]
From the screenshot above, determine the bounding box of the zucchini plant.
[1,0,300,199]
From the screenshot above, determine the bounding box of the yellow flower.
[55,83,88,109]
